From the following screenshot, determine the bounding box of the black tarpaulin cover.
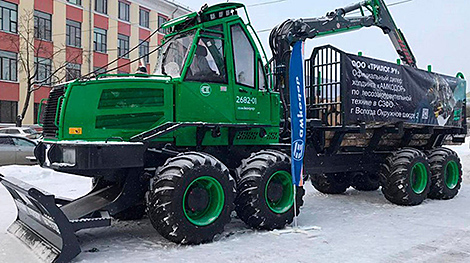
[343,53,466,128]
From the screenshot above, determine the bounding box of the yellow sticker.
[69,127,82,135]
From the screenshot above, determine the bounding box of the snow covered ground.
[1,141,470,263]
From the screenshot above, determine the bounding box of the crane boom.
[270,0,417,68]
[269,0,417,138]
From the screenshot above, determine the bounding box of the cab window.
[186,35,227,83]
[155,31,195,78]
[231,24,255,88]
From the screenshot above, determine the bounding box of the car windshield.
[154,31,195,78]
[22,128,37,134]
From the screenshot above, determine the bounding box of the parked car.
[0,127,41,139]
[0,135,38,166]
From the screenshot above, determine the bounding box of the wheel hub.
[267,182,283,203]
[182,176,225,226]
[410,162,427,194]
[445,160,459,189]
[186,186,209,212]
[264,171,294,214]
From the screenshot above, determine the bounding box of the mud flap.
[0,175,112,263]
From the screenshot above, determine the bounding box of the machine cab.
[154,3,276,125]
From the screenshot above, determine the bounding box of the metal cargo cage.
[303,45,466,149]
[304,45,467,131]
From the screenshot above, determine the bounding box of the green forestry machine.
[0,0,466,262]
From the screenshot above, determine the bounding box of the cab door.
[227,22,270,123]
[177,26,233,124]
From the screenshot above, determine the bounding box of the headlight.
[62,148,76,165]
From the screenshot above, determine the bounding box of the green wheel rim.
[410,162,428,194]
[183,176,224,226]
[265,171,294,214]
[445,161,459,189]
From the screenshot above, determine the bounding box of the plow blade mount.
[0,174,115,263]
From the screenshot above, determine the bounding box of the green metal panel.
[175,81,235,123]
[59,78,174,141]
[270,93,281,125]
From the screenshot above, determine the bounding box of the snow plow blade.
[0,174,114,263]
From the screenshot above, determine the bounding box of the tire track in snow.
[383,229,470,263]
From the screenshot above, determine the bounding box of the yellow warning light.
[69,127,82,135]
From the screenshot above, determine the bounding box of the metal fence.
[305,45,343,126]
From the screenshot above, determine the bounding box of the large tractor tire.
[427,147,462,200]
[311,173,350,194]
[380,148,431,206]
[235,150,305,230]
[351,172,380,191]
[147,152,235,244]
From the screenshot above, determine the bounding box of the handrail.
[37,98,48,127]
[94,73,173,81]
[54,96,64,128]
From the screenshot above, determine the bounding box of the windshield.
[154,31,195,78]
[22,128,37,134]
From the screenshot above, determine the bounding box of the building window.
[0,100,17,123]
[0,1,17,34]
[0,50,17,81]
[118,1,129,22]
[66,20,81,47]
[158,15,168,34]
[95,0,107,14]
[118,34,129,58]
[93,66,107,75]
[67,0,81,6]
[139,40,149,64]
[66,63,81,81]
[35,57,52,86]
[94,28,107,53]
[139,8,149,28]
[34,10,52,41]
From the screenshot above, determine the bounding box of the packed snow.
[1,141,470,263]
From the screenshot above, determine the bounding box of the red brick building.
[0,0,189,124]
